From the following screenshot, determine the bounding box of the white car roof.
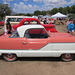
[17,25,44,37]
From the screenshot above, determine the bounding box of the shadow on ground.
[17,57,61,62]
[0,56,75,62]
[0,56,61,62]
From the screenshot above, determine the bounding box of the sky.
[1,0,75,13]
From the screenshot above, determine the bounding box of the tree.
[40,11,46,15]
[0,3,11,20]
[34,10,41,16]
[65,6,70,14]
[59,7,63,13]
[62,7,69,15]
[70,5,75,13]
[49,8,59,15]
[26,13,33,16]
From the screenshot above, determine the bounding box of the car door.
[21,28,53,57]
[21,38,49,50]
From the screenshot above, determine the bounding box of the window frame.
[24,28,49,39]
[23,21,29,25]
[30,20,40,25]
[16,18,23,22]
[8,18,16,22]
[9,30,20,38]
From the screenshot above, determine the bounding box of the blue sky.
[1,0,75,13]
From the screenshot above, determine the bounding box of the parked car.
[12,18,58,32]
[0,19,4,26]
[0,25,75,62]
[4,16,31,26]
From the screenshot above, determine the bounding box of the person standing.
[43,18,47,24]
[68,18,74,36]
[73,19,75,31]
[4,19,13,35]
[66,18,70,33]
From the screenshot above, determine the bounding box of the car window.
[9,31,20,38]
[17,18,23,22]
[24,28,49,38]
[30,21,39,25]
[8,18,16,22]
[23,21,29,25]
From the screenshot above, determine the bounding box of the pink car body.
[0,25,75,62]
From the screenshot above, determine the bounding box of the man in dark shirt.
[43,18,47,24]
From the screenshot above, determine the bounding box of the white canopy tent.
[51,12,67,18]
[32,16,38,19]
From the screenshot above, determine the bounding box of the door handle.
[22,42,27,44]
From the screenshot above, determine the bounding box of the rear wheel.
[61,53,74,62]
[3,53,17,62]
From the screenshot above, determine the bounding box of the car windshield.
[9,30,19,38]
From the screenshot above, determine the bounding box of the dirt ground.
[0,25,75,75]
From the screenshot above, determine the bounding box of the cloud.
[71,0,75,3]
[3,0,13,1]
[23,0,28,1]
[13,2,53,13]
[13,2,39,13]
[3,1,9,4]
[33,0,75,7]
[13,0,75,13]
[3,0,13,5]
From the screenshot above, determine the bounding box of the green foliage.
[68,14,75,19]
[0,16,2,21]
[0,3,11,20]
[49,8,59,15]
[34,10,46,16]
[70,5,75,13]
[34,10,41,16]
[26,13,33,16]
[49,5,75,15]
[41,11,46,16]
[14,13,33,16]
[59,7,63,13]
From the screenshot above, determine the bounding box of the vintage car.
[0,25,75,62]
[4,16,31,26]
[12,18,58,32]
[0,20,4,26]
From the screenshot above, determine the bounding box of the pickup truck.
[12,18,58,32]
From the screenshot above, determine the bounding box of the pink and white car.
[0,25,75,62]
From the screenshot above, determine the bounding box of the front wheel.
[3,53,17,62]
[61,53,74,62]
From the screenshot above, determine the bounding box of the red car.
[0,20,4,26]
[12,18,58,32]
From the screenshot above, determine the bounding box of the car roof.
[17,25,44,37]
[5,16,32,18]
